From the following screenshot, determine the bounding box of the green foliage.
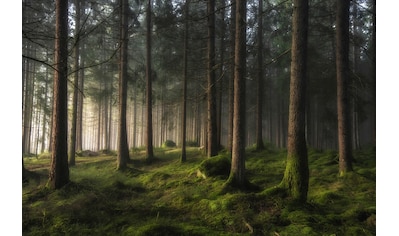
[23,147,375,235]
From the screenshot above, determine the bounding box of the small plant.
[162,140,176,148]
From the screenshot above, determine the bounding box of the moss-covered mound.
[197,155,231,179]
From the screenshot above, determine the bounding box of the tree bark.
[23,43,35,155]
[280,0,309,202]
[255,0,265,151]
[146,0,154,162]
[48,0,70,189]
[181,0,190,162]
[117,0,130,170]
[40,69,49,153]
[69,0,81,166]
[217,0,226,150]
[370,0,376,146]
[227,0,247,188]
[207,0,218,157]
[76,50,84,152]
[336,0,353,176]
[227,0,236,153]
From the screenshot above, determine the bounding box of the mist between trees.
[22,0,375,162]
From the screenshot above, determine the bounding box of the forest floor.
[22,146,376,236]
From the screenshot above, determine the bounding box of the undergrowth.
[23,146,375,235]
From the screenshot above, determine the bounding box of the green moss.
[198,155,231,179]
[23,147,375,235]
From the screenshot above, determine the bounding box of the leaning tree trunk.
[336,0,353,176]
[48,0,70,189]
[280,0,309,202]
[226,0,247,189]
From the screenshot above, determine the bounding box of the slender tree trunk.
[352,0,360,150]
[69,0,81,166]
[227,0,247,188]
[255,0,265,151]
[48,0,70,189]
[227,0,236,153]
[336,0,353,175]
[133,92,137,149]
[117,0,130,170]
[217,0,226,150]
[41,70,49,153]
[76,46,85,152]
[370,0,376,146]
[280,0,309,202]
[181,0,190,162]
[97,99,102,151]
[207,0,218,157]
[23,44,34,155]
[146,0,154,162]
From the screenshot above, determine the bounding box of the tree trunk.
[227,0,247,188]
[207,0,218,157]
[146,0,154,162]
[76,45,85,152]
[181,0,190,162]
[370,0,376,146]
[255,0,265,151]
[336,0,353,176]
[48,0,70,189]
[40,70,49,153]
[133,92,137,148]
[23,43,35,155]
[351,0,360,150]
[217,0,226,150]
[117,0,130,170]
[69,0,81,166]
[280,0,309,202]
[227,0,236,153]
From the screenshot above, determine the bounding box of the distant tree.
[146,0,155,162]
[207,0,218,157]
[181,0,190,163]
[226,0,247,188]
[255,0,265,151]
[76,45,84,152]
[48,0,70,189]
[279,0,309,202]
[336,0,353,176]
[22,42,35,155]
[69,0,81,166]
[117,0,130,170]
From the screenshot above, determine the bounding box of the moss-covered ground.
[23,146,375,235]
